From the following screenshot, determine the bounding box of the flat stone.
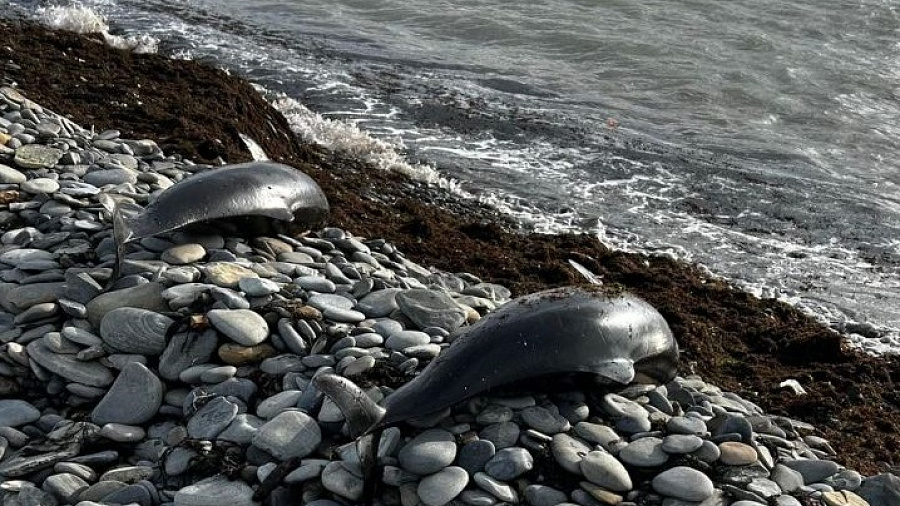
[0,164,26,183]
[100,307,173,355]
[218,414,265,445]
[43,472,89,502]
[418,466,469,506]
[551,433,592,475]
[187,396,239,440]
[520,406,571,434]
[0,399,40,427]
[784,458,841,484]
[239,277,280,297]
[601,393,651,433]
[174,475,255,506]
[321,461,364,501]
[14,144,62,169]
[102,483,152,506]
[667,416,708,435]
[208,309,269,346]
[473,472,518,503]
[204,262,257,288]
[398,428,457,475]
[651,466,715,502]
[257,390,304,419]
[0,447,79,477]
[574,422,622,449]
[458,439,496,476]
[3,281,65,312]
[200,365,236,383]
[396,289,467,331]
[27,339,114,387]
[99,465,154,483]
[20,177,60,194]
[619,437,668,467]
[161,244,207,264]
[91,362,163,425]
[524,485,568,506]
[719,441,759,466]
[98,423,146,443]
[86,282,167,328]
[580,450,632,492]
[822,491,869,506]
[662,434,704,454]
[485,447,533,480]
[159,329,219,381]
[218,342,277,365]
[83,168,138,186]
[356,288,402,318]
[253,410,322,460]
[386,330,431,351]
[323,306,367,323]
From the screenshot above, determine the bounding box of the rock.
[204,262,257,288]
[784,458,841,484]
[208,309,269,346]
[14,144,62,169]
[0,400,40,428]
[83,168,138,186]
[356,288,402,318]
[396,289,467,331]
[218,343,277,365]
[174,475,256,506]
[574,422,621,449]
[661,434,704,454]
[159,329,219,381]
[484,447,533,480]
[418,466,469,506]
[100,307,173,355]
[619,437,668,467]
[580,450,632,492]
[253,411,322,460]
[473,472,518,503]
[27,339,114,387]
[719,441,759,466]
[86,282,167,328]
[520,406,571,434]
[524,484,568,506]
[386,330,431,350]
[651,466,715,502]
[601,393,651,433]
[91,362,163,425]
[238,277,280,297]
[857,473,900,506]
[821,490,870,506]
[457,439,496,476]
[42,472,89,502]
[667,416,708,435]
[551,433,592,475]
[162,243,207,264]
[0,163,26,183]
[218,414,265,445]
[187,396,240,440]
[3,281,65,312]
[321,461,364,501]
[398,429,457,475]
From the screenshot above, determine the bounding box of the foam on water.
[36,2,159,53]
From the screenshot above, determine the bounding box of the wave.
[36,1,159,54]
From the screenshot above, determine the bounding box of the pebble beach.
[1,17,899,506]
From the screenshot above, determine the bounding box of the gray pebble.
[0,399,40,427]
[418,466,469,506]
[580,450,632,492]
[618,437,668,467]
[398,428,457,475]
[651,466,715,502]
[253,411,322,460]
[520,405,571,434]
[208,308,269,346]
[91,362,163,425]
[485,447,533,480]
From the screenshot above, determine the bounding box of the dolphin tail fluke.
[313,372,386,438]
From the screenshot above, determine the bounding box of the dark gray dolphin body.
[111,161,328,280]
[315,286,679,437]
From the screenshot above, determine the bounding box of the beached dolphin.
[110,161,328,281]
[309,285,679,502]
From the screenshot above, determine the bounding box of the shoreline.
[0,17,898,478]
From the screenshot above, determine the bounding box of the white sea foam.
[36,2,159,54]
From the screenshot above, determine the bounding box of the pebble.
[208,308,270,346]
[0,163,26,183]
[321,461,364,501]
[396,288,467,331]
[238,276,280,296]
[551,433,592,474]
[719,441,759,465]
[204,262,257,288]
[473,472,518,503]
[524,485,568,506]
[386,330,431,350]
[99,307,173,355]
[602,393,651,433]
[161,243,207,264]
[458,439,496,476]
[20,177,59,194]
[484,447,534,480]
[174,475,256,506]
[187,396,239,440]
[91,362,163,425]
[651,466,715,502]
[784,458,842,484]
[418,466,469,506]
[26,339,114,387]
[619,437,669,467]
[0,399,40,427]
[520,405,571,434]
[662,434,704,454]
[398,428,458,475]
[253,410,322,460]
[580,450,632,492]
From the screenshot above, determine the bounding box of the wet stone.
[651,466,715,502]
[161,243,207,264]
[396,288,467,331]
[174,475,256,506]
[551,433,592,475]
[580,450,632,492]
[457,439,496,476]
[98,423,146,443]
[321,461,364,501]
[619,437,669,467]
[253,410,322,460]
[398,428,458,475]
[43,472,89,502]
[520,405,571,434]
[662,434,705,454]
[484,447,534,480]
[100,307,173,355]
[418,466,469,506]
[0,399,40,427]
[91,362,163,425]
[208,308,269,346]
[187,396,239,440]
[479,422,520,450]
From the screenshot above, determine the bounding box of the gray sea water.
[10,0,900,348]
